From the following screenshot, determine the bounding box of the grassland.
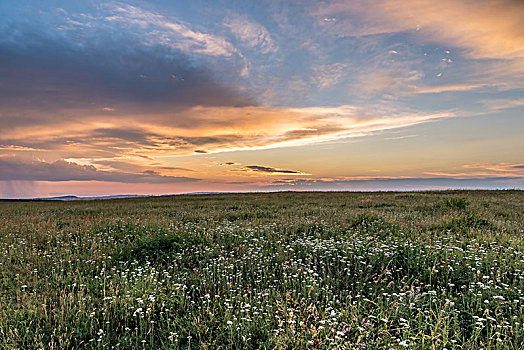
[0,190,523,349]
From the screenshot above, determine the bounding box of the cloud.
[384,134,417,140]
[424,162,524,179]
[482,98,524,112]
[1,105,455,163]
[105,3,237,57]
[265,176,524,191]
[158,166,195,172]
[0,145,41,151]
[311,63,347,89]
[414,83,488,94]
[316,0,524,60]
[353,67,423,98]
[312,1,524,102]
[261,162,524,190]
[224,15,277,54]
[0,157,198,183]
[87,158,194,174]
[0,2,253,129]
[462,163,524,172]
[242,165,308,175]
[312,1,524,99]
[0,42,252,118]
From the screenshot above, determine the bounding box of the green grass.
[0,190,523,349]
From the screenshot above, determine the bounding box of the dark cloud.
[0,129,248,160]
[244,165,302,174]
[512,165,524,169]
[0,16,255,131]
[0,157,198,183]
[90,129,154,144]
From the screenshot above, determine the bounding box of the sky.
[1,0,524,198]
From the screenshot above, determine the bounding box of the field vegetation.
[0,190,523,349]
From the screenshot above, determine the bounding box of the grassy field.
[0,191,523,349]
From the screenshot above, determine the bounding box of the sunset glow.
[1,0,523,197]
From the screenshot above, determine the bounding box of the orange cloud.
[0,145,41,151]
[317,0,524,60]
[414,83,488,94]
[424,162,524,179]
[482,98,524,111]
[3,105,454,160]
[462,162,524,172]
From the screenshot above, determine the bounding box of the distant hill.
[0,192,236,201]
[37,194,149,201]
[0,194,149,202]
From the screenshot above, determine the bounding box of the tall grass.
[0,191,523,349]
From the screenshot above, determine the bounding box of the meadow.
[0,190,523,349]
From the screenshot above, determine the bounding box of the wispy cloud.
[316,0,524,61]
[0,145,41,151]
[414,83,488,94]
[482,98,524,112]
[224,15,277,54]
[384,134,418,140]
[265,176,524,191]
[105,3,237,57]
[241,165,309,175]
[0,157,198,183]
[315,0,524,99]
[424,162,524,179]
[1,105,454,160]
[311,63,347,89]
[353,67,423,98]
[84,158,195,174]
[463,162,524,173]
